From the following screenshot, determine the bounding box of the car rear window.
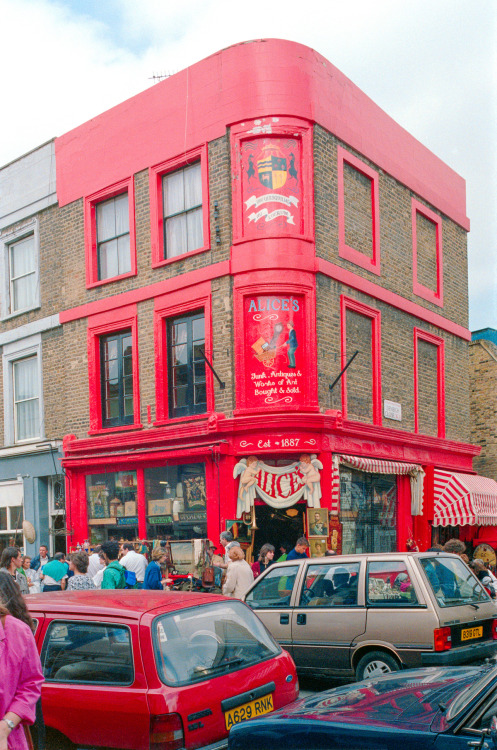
[419,556,490,607]
[153,600,280,686]
[41,621,133,684]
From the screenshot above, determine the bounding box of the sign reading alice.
[244,294,306,409]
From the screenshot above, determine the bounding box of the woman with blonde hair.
[142,546,168,590]
[222,546,254,599]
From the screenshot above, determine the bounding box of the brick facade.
[470,338,497,480]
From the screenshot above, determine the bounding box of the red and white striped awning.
[433,470,497,527]
[331,454,424,516]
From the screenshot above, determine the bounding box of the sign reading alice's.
[248,297,300,313]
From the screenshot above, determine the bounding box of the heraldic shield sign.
[241,136,302,239]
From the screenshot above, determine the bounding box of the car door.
[291,560,366,675]
[40,618,150,749]
[244,563,303,658]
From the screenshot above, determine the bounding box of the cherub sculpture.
[298,453,323,507]
[233,456,260,517]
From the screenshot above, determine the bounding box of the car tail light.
[150,713,184,750]
[492,619,497,640]
[434,626,452,652]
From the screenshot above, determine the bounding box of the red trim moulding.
[411,198,444,307]
[340,295,382,425]
[413,327,446,439]
[86,304,142,434]
[153,281,214,423]
[317,258,470,341]
[337,147,380,275]
[149,144,210,268]
[84,177,137,289]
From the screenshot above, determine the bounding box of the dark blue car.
[228,664,497,749]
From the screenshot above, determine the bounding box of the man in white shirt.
[120,543,148,587]
[87,547,104,578]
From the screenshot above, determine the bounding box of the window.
[100,330,134,428]
[338,147,380,275]
[3,335,43,445]
[145,464,206,542]
[300,563,360,607]
[149,146,209,267]
[414,328,445,438]
[412,199,443,306]
[339,469,397,554]
[163,163,203,259]
[96,193,131,280]
[167,312,206,418]
[84,178,136,287]
[367,561,418,606]
[1,220,40,318]
[0,480,24,555]
[245,565,299,609]
[41,621,133,684]
[87,471,138,545]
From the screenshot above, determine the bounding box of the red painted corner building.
[55,39,497,559]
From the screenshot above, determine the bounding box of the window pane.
[172,322,187,346]
[16,399,40,440]
[12,274,36,312]
[99,239,119,280]
[173,365,188,386]
[14,357,38,400]
[195,383,206,405]
[300,563,360,607]
[117,235,131,274]
[184,163,202,209]
[10,236,34,277]
[163,170,185,216]
[9,506,23,527]
[114,193,129,235]
[96,198,117,242]
[174,386,187,408]
[42,621,133,684]
[192,317,205,342]
[165,214,187,258]
[245,565,300,609]
[0,508,6,530]
[186,207,203,251]
[104,338,118,361]
[367,561,418,605]
[124,397,134,417]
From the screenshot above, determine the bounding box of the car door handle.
[280,614,289,624]
[297,614,306,625]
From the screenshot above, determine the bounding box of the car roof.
[277,551,453,565]
[26,590,229,620]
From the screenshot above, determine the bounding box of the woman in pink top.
[0,602,44,750]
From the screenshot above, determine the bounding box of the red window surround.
[87,304,141,434]
[413,328,445,438]
[149,144,210,268]
[412,198,443,306]
[340,295,382,425]
[337,146,380,275]
[83,177,137,288]
[154,282,214,424]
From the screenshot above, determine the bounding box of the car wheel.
[355,651,400,681]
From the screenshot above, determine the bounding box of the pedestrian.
[0,546,29,595]
[100,541,126,589]
[21,556,41,594]
[251,544,275,578]
[92,551,107,589]
[142,547,168,590]
[276,541,292,562]
[442,538,466,557]
[67,551,96,590]
[217,532,240,572]
[87,546,103,578]
[29,544,51,572]
[222,546,254,599]
[39,552,68,592]
[0,571,35,632]
[120,542,148,588]
[0,573,44,750]
[470,559,497,598]
[286,537,310,560]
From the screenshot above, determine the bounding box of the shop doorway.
[252,502,305,560]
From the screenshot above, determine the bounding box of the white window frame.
[48,475,66,557]
[0,479,25,547]
[3,334,44,445]
[0,219,40,319]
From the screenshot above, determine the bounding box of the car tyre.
[355,651,400,681]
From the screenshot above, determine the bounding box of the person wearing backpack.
[120,542,147,588]
[100,542,126,590]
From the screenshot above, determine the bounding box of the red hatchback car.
[26,590,298,750]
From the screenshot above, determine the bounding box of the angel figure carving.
[298,453,323,508]
[233,456,260,516]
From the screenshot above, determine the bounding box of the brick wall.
[470,340,497,479]
[415,212,438,293]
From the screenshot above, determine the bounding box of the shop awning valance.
[331,454,425,516]
[433,470,497,527]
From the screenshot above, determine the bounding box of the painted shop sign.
[244,294,307,408]
[237,436,319,451]
[241,137,302,239]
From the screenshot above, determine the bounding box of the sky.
[1,0,495,330]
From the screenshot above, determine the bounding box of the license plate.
[224,693,274,730]
[461,626,483,641]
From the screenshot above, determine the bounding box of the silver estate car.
[243,551,497,681]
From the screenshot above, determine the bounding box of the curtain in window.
[97,194,130,278]
[13,357,39,440]
[163,164,203,257]
[10,236,35,312]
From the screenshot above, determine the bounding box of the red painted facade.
[56,39,481,557]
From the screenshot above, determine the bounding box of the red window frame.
[154,282,213,424]
[87,304,141,434]
[338,146,380,275]
[413,328,445,438]
[412,198,443,306]
[340,295,382,425]
[149,145,210,268]
[84,177,137,288]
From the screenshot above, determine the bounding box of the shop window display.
[87,471,138,544]
[145,463,206,542]
[339,468,397,554]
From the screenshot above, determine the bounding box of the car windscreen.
[419,556,490,607]
[153,600,281,686]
